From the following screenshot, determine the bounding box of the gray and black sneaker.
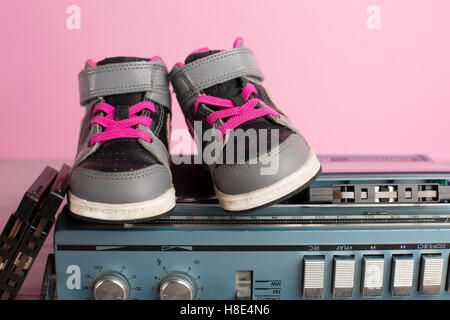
[68,57,175,223]
[170,38,321,213]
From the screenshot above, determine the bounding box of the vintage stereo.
[46,155,450,300]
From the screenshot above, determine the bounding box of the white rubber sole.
[68,187,176,222]
[215,151,321,212]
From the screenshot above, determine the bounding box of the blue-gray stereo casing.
[54,201,450,300]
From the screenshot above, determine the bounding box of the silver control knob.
[159,271,197,300]
[93,271,131,300]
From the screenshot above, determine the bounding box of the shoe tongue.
[184,50,243,106]
[97,57,149,119]
[97,56,149,66]
[184,50,221,64]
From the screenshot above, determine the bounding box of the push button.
[332,256,355,298]
[419,254,443,296]
[302,256,325,298]
[390,255,414,297]
[361,255,384,298]
[235,270,252,300]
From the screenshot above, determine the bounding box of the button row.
[301,254,445,298]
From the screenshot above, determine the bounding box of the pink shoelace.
[194,83,279,139]
[89,101,155,146]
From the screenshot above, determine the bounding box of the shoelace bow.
[89,101,155,146]
[194,83,279,139]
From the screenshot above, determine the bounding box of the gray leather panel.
[74,99,102,167]
[269,113,299,134]
[70,165,172,204]
[213,134,311,195]
[170,48,264,112]
[79,61,170,108]
[138,123,172,180]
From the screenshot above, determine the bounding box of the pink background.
[1,0,449,161]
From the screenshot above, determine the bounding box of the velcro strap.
[78,61,171,108]
[170,47,264,108]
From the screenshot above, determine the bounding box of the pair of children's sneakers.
[68,37,322,223]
